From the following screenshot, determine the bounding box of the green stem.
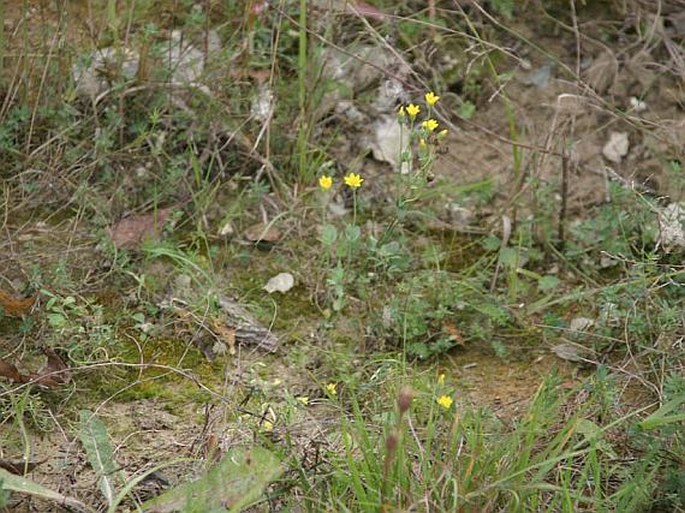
[352,189,357,226]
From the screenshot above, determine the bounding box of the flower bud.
[397,387,413,414]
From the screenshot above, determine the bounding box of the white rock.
[657,203,685,252]
[251,84,273,121]
[72,47,139,98]
[602,131,629,163]
[366,116,410,173]
[218,221,234,237]
[570,317,594,333]
[446,202,474,226]
[167,30,205,84]
[212,341,228,356]
[263,272,295,294]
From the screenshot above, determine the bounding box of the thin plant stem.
[297,0,308,181]
[352,189,358,227]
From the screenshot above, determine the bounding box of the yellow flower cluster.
[437,394,453,410]
[398,91,448,145]
[398,91,439,120]
[318,173,364,191]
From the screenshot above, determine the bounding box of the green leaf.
[481,236,501,251]
[344,225,361,243]
[142,447,281,513]
[538,275,560,292]
[457,101,476,120]
[79,410,120,507]
[333,297,346,312]
[0,468,91,513]
[499,247,520,268]
[321,224,338,246]
[491,0,514,18]
[379,241,400,258]
[47,313,68,328]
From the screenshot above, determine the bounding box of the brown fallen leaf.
[29,348,72,388]
[0,290,37,317]
[211,322,236,355]
[584,50,618,94]
[0,357,26,383]
[108,207,173,249]
[0,350,71,389]
[443,322,466,348]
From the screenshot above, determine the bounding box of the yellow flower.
[437,128,448,139]
[297,396,310,406]
[406,103,420,119]
[326,383,337,396]
[319,175,333,190]
[425,91,440,106]
[344,172,364,189]
[262,420,274,432]
[397,105,406,117]
[421,118,439,132]
[437,395,453,410]
[438,373,446,385]
[419,138,427,149]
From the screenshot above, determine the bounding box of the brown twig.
[558,150,569,250]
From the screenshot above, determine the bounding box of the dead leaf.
[0,357,26,383]
[584,50,618,94]
[108,207,173,249]
[443,322,466,347]
[211,322,236,355]
[625,49,657,91]
[0,350,70,388]
[30,349,72,388]
[243,223,282,244]
[551,343,595,363]
[205,434,223,464]
[0,290,37,317]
